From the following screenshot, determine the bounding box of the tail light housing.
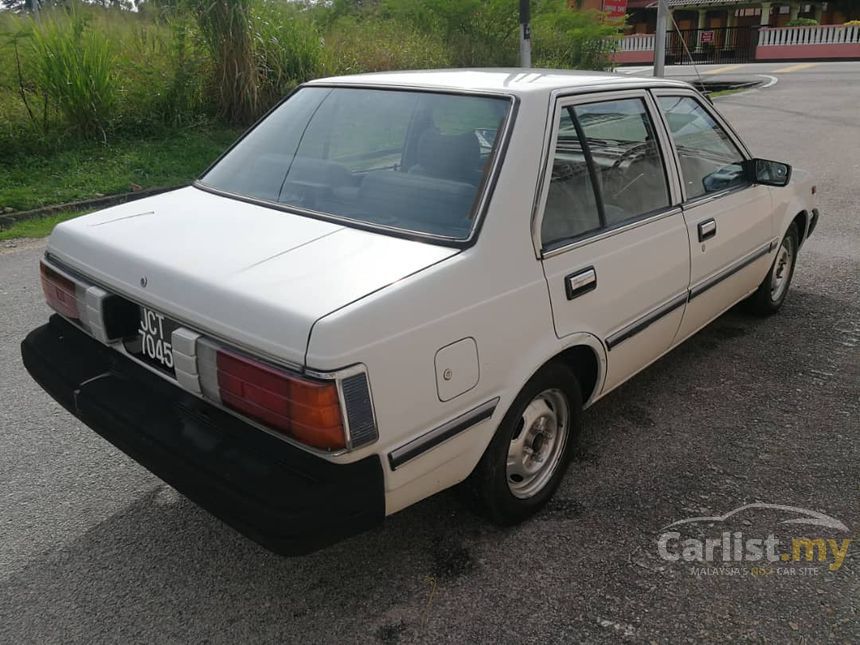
[198,340,376,452]
[40,261,81,320]
[40,258,137,342]
[39,258,378,453]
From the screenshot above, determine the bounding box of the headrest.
[414,130,480,182]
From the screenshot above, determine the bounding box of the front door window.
[657,96,748,199]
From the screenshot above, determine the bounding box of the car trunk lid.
[46,187,458,367]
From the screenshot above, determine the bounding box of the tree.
[831,0,860,21]
[1,0,41,12]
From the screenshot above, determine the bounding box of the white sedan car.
[22,70,818,555]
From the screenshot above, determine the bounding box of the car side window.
[541,108,603,247]
[573,98,670,226]
[657,96,747,200]
[541,98,671,249]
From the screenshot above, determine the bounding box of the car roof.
[307,68,691,97]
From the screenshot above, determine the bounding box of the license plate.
[124,306,181,376]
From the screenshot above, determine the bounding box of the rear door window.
[540,96,671,249]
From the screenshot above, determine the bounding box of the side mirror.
[744,158,792,187]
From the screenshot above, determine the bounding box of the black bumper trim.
[21,316,385,556]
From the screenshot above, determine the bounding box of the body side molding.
[388,398,499,470]
[605,292,688,351]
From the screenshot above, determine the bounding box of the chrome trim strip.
[388,398,499,471]
[605,292,688,351]
[541,207,682,259]
[689,240,774,300]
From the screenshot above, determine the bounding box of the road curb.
[0,185,181,230]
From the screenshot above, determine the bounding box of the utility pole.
[519,0,532,68]
[654,0,668,77]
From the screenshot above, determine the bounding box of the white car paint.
[48,187,457,367]
[44,69,818,518]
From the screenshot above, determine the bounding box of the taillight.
[40,261,80,320]
[199,342,346,451]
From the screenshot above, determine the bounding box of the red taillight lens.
[215,350,346,450]
[40,261,79,320]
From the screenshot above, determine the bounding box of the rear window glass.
[200,87,511,241]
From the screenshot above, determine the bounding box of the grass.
[0,210,87,240]
[708,88,746,99]
[0,125,243,211]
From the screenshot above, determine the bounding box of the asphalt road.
[1,62,858,644]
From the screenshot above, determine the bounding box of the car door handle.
[698,219,717,242]
[565,267,597,300]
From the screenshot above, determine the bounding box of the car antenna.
[669,11,705,93]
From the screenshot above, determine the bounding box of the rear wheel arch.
[547,342,602,406]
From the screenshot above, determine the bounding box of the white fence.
[619,33,656,52]
[758,24,860,47]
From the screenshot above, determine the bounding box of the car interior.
[225,92,505,239]
[541,101,670,248]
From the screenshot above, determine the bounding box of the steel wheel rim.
[770,238,794,302]
[506,388,570,499]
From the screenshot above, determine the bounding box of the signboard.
[701,30,715,44]
[602,0,628,20]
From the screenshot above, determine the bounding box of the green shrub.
[533,1,620,70]
[375,0,519,67]
[0,0,622,155]
[321,17,450,75]
[786,18,819,27]
[31,7,117,139]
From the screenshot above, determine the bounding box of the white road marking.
[759,74,779,89]
[714,74,779,99]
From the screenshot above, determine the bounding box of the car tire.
[465,362,582,526]
[744,223,799,316]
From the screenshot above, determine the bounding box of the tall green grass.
[31,8,116,139]
[0,0,621,153]
[192,0,259,125]
[252,1,322,107]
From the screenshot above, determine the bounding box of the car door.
[536,90,690,395]
[651,90,775,346]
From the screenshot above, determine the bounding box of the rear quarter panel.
[305,93,606,514]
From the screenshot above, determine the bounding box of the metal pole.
[654,0,668,77]
[519,0,532,68]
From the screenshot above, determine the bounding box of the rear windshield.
[199,87,512,241]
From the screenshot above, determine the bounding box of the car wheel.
[745,224,799,316]
[465,362,582,525]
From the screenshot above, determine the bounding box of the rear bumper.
[21,316,385,556]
